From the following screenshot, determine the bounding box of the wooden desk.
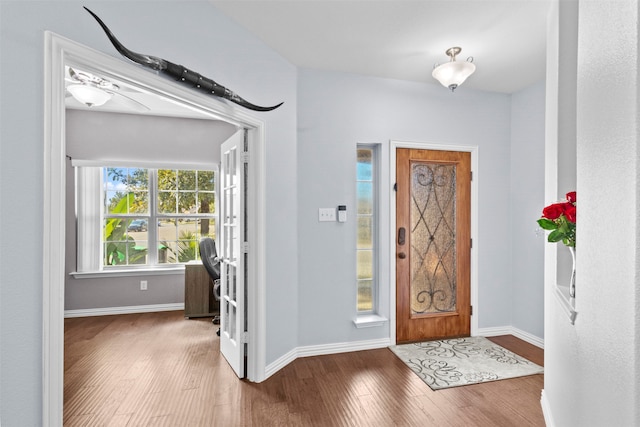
[184,263,219,318]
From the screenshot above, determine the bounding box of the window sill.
[70,266,186,279]
[354,314,388,329]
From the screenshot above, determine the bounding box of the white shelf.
[554,285,577,324]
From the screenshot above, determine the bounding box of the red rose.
[563,204,576,223]
[542,203,565,220]
[566,191,576,204]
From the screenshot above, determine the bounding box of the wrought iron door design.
[410,163,457,314]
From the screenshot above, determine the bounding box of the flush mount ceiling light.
[65,66,150,111]
[65,67,116,107]
[66,84,113,107]
[432,47,476,92]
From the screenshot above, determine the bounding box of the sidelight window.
[357,146,378,313]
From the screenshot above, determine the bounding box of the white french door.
[219,129,246,378]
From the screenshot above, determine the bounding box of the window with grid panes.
[100,167,217,268]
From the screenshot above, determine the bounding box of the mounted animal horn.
[84,7,283,112]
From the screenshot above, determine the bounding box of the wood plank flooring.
[64,311,545,426]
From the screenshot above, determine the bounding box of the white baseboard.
[265,328,542,381]
[64,303,184,318]
[477,326,544,349]
[476,326,512,337]
[264,337,391,380]
[265,348,298,379]
[296,338,391,358]
[510,327,544,349]
[540,390,555,426]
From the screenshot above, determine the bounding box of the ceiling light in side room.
[432,47,476,92]
[67,84,113,107]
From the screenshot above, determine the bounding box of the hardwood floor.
[64,311,545,426]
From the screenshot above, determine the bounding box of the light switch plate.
[319,208,336,222]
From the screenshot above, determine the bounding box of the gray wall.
[0,2,297,424]
[64,110,237,311]
[296,67,523,344]
[510,81,546,339]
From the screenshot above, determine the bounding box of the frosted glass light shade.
[67,84,112,107]
[432,61,476,91]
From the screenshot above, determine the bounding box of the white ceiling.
[210,0,551,94]
[66,1,551,116]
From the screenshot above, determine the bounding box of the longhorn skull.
[84,7,283,112]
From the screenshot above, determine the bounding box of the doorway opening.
[44,32,267,425]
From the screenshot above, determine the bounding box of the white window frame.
[354,143,388,328]
[72,161,218,277]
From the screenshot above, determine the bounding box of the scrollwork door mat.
[389,336,543,390]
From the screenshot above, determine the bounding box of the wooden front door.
[396,148,471,344]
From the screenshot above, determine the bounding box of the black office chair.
[198,237,221,329]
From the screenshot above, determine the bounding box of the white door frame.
[389,140,479,344]
[43,32,267,426]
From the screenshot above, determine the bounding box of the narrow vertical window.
[103,167,150,267]
[357,146,377,313]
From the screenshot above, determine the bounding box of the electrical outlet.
[318,208,336,222]
[140,280,148,291]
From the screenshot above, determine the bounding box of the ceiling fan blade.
[108,91,151,112]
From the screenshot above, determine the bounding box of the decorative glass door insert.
[410,162,457,315]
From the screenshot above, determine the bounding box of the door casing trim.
[44,31,267,426]
[389,140,479,345]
